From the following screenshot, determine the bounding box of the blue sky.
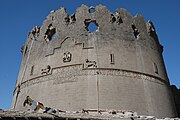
[0,0,179,110]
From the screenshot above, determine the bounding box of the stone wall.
[0,110,179,120]
[171,85,180,117]
[12,5,177,118]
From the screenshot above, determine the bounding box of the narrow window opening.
[64,17,70,24]
[70,14,76,23]
[51,16,54,21]
[44,24,56,42]
[30,65,34,75]
[153,62,158,74]
[110,14,116,23]
[89,7,95,13]
[110,54,115,64]
[116,16,123,25]
[132,24,140,39]
[21,45,28,56]
[86,21,98,33]
[24,46,28,55]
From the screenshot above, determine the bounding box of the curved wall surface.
[12,5,176,118]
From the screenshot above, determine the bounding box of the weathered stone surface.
[0,110,179,120]
[12,5,177,118]
[171,85,180,117]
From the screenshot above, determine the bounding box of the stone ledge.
[14,65,169,95]
[0,110,179,120]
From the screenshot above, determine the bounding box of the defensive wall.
[12,5,177,118]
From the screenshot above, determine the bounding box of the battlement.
[12,5,176,118]
[25,4,162,55]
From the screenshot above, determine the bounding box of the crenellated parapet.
[23,5,162,55]
[12,5,176,118]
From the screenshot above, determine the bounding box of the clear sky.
[0,0,179,110]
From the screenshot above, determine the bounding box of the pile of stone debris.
[0,109,180,120]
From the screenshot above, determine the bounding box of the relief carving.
[41,65,51,75]
[19,65,165,90]
[63,51,72,62]
[84,59,97,68]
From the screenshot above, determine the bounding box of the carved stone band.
[14,65,168,94]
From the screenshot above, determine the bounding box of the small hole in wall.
[45,28,56,42]
[89,7,95,13]
[86,21,98,33]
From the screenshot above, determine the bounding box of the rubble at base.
[0,110,179,120]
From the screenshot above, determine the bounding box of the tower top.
[12,5,175,118]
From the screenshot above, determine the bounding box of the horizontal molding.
[45,37,70,57]
[46,37,94,57]
[14,65,169,94]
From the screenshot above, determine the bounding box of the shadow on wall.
[171,85,180,117]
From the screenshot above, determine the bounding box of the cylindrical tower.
[12,5,177,118]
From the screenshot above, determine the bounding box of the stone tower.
[12,5,177,118]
